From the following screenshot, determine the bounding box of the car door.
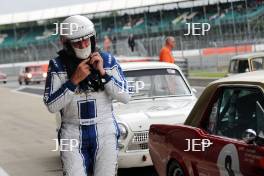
[200,85,264,176]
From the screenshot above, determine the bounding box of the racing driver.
[43,15,130,176]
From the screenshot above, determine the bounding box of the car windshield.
[229,59,249,73]
[25,66,42,72]
[124,68,191,100]
[251,57,264,71]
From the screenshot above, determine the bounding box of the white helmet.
[61,15,96,59]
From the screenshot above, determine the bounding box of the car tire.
[167,161,185,176]
[151,169,159,176]
[19,81,22,85]
[3,81,6,84]
[25,81,29,85]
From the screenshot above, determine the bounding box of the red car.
[149,71,264,176]
[18,64,48,85]
[0,70,7,84]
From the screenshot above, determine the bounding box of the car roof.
[119,62,180,71]
[231,52,264,60]
[213,71,264,84]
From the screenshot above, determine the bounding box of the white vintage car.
[0,70,7,84]
[56,62,197,168]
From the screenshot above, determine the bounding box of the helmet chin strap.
[73,44,91,59]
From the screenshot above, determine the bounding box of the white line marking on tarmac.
[11,87,42,98]
[15,85,44,91]
[0,167,9,176]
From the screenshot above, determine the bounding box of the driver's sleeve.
[103,57,130,104]
[43,59,77,113]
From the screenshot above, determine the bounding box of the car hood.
[0,72,6,77]
[113,96,196,132]
[31,72,44,75]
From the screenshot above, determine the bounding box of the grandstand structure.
[0,0,263,64]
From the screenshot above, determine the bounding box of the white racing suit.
[43,51,130,176]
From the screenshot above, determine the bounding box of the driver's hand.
[71,59,91,85]
[90,52,106,76]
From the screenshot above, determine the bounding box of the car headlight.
[42,72,47,78]
[27,73,32,79]
[118,123,128,140]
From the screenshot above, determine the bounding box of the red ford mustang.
[149,71,264,176]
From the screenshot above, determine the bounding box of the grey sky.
[0,0,103,14]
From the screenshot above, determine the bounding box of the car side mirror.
[242,129,257,144]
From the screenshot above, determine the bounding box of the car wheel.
[3,81,6,84]
[168,161,185,176]
[19,81,22,85]
[25,81,29,85]
[151,169,159,176]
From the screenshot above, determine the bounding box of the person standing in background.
[112,36,117,55]
[128,34,135,52]
[103,35,112,53]
[159,36,176,63]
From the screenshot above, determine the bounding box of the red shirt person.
[159,36,176,64]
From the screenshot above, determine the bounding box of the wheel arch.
[166,154,190,176]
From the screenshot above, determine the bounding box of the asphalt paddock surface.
[118,166,158,176]
[0,87,61,176]
[0,81,204,176]
[0,85,159,176]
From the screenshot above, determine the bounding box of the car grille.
[127,131,149,151]
[33,75,43,79]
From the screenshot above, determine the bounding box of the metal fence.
[0,33,263,74]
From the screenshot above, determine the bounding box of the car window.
[251,57,264,71]
[229,60,238,73]
[125,68,191,100]
[206,87,264,140]
[256,101,264,134]
[238,60,249,73]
